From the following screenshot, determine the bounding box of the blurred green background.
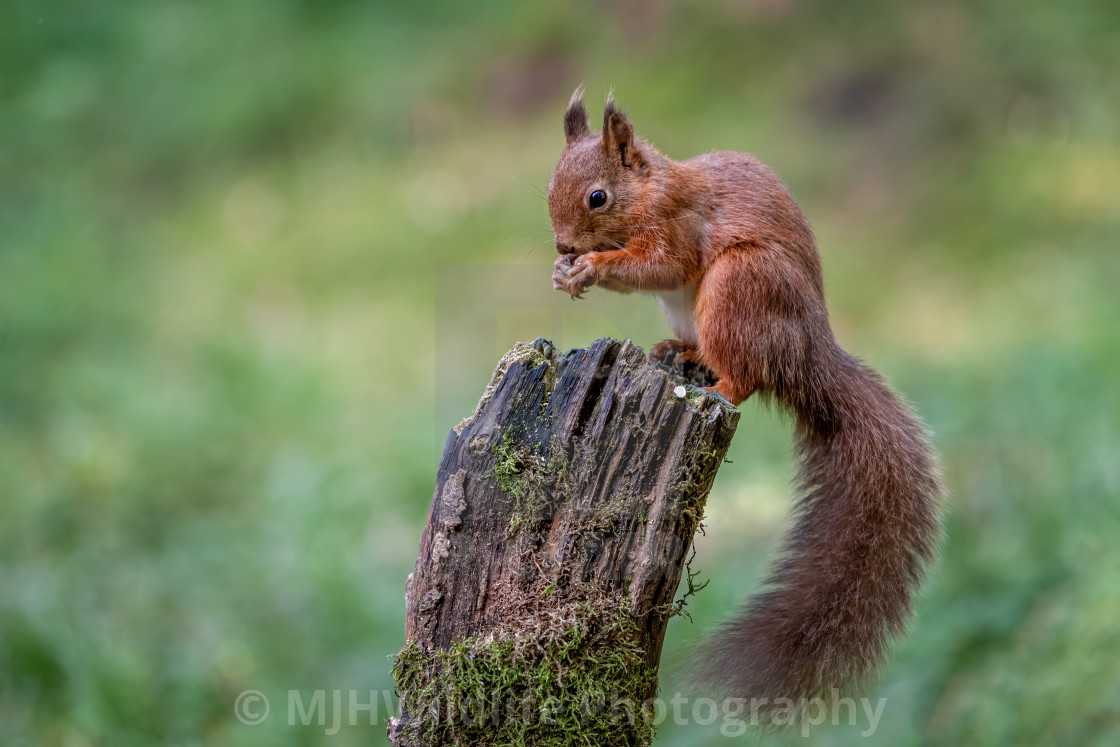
[2,0,1118,745]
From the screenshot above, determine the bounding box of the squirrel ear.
[603,95,643,169]
[563,87,590,144]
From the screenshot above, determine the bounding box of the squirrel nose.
[555,240,572,255]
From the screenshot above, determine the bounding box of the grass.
[1,0,1118,745]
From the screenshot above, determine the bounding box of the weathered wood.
[390,337,738,745]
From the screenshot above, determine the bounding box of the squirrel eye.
[588,190,607,209]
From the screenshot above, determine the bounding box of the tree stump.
[390,338,739,745]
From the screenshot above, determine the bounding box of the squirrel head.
[548,89,649,255]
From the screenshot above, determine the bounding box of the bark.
[390,337,738,745]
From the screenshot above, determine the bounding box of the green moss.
[674,446,723,528]
[391,602,657,745]
[508,341,549,371]
[546,451,567,481]
[668,538,710,623]
[491,435,532,497]
[490,434,560,539]
[584,497,628,535]
[684,384,708,408]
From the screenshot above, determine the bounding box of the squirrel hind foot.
[649,339,719,388]
[649,338,697,364]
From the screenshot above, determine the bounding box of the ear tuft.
[563,86,590,144]
[603,95,642,169]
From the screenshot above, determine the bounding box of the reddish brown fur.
[548,92,944,716]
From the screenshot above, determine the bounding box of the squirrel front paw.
[553,253,598,299]
[565,254,598,299]
[552,253,576,292]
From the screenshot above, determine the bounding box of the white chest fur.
[652,283,699,343]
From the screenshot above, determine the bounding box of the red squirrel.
[548,90,944,712]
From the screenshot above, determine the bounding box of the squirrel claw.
[565,255,597,298]
[553,254,577,294]
[552,252,595,299]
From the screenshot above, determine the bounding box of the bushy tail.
[698,347,944,711]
